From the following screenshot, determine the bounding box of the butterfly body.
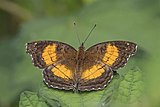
[76,43,85,76]
[26,40,137,91]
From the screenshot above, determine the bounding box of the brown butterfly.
[26,25,137,92]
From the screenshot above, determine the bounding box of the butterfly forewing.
[84,41,137,70]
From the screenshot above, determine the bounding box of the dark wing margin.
[26,41,49,69]
[109,41,137,70]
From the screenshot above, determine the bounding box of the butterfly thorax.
[77,43,85,61]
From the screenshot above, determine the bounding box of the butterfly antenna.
[73,22,81,45]
[83,24,96,44]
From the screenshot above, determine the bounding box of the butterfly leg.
[113,70,118,75]
[112,70,120,80]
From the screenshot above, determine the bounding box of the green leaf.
[110,67,144,107]
[19,91,48,107]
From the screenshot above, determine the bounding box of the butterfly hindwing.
[79,61,113,91]
[43,61,75,90]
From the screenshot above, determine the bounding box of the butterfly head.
[79,42,85,50]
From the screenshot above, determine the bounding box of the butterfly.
[26,40,137,92]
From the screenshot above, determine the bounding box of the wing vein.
[54,65,72,80]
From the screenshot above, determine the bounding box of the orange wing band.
[103,44,119,66]
[42,44,57,65]
[51,64,73,79]
[81,65,105,80]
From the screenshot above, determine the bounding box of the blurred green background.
[0,0,160,107]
